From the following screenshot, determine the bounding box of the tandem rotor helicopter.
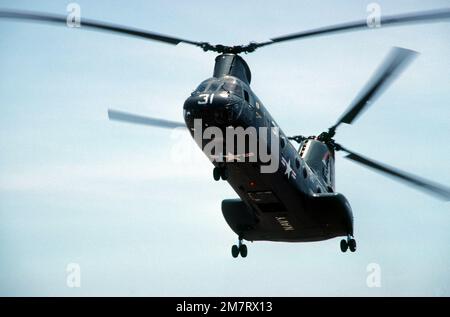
[1,7,450,258]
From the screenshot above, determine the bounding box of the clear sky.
[0,0,449,296]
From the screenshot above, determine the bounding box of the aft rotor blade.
[108,109,186,129]
[329,47,418,131]
[337,145,450,201]
[0,9,202,47]
[256,8,450,48]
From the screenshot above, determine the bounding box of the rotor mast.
[213,54,252,85]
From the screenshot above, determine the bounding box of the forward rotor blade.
[0,9,202,47]
[337,145,450,201]
[256,8,450,48]
[329,47,418,131]
[108,109,186,129]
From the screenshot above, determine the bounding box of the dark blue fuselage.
[183,54,353,242]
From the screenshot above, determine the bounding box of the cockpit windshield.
[194,80,209,93]
[207,81,221,92]
[193,79,221,94]
[193,78,244,97]
[223,80,243,97]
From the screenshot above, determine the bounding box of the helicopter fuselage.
[183,54,353,243]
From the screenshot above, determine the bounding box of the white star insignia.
[284,159,293,179]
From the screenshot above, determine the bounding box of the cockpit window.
[194,80,209,93]
[207,81,221,92]
[223,81,243,97]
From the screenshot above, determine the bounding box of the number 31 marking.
[198,93,214,105]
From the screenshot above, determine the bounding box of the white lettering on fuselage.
[275,216,295,231]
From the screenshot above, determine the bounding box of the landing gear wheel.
[213,167,221,181]
[231,245,239,258]
[349,238,357,252]
[221,167,229,181]
[213,166,229,181]
[239,244,248,258]
[340,239,348,253]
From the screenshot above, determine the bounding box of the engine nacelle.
[299,139,335,190]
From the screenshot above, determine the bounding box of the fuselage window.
[302,167,308,179]
[295,158,300,169]
[244,90,250,103]
[280,137,286,148]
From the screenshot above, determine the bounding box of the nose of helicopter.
[183,92,241,127]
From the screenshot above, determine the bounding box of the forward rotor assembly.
[1,8,449,53]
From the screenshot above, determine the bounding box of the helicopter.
[1,7,450,258]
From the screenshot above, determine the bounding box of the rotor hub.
[199,42,260,54]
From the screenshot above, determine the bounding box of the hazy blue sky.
[0,0,449,296]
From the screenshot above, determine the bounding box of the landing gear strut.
[213,166,229,181]
[231,237,247,258]
[340,235,357,253]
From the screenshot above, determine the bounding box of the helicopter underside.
[219,161,353,243]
